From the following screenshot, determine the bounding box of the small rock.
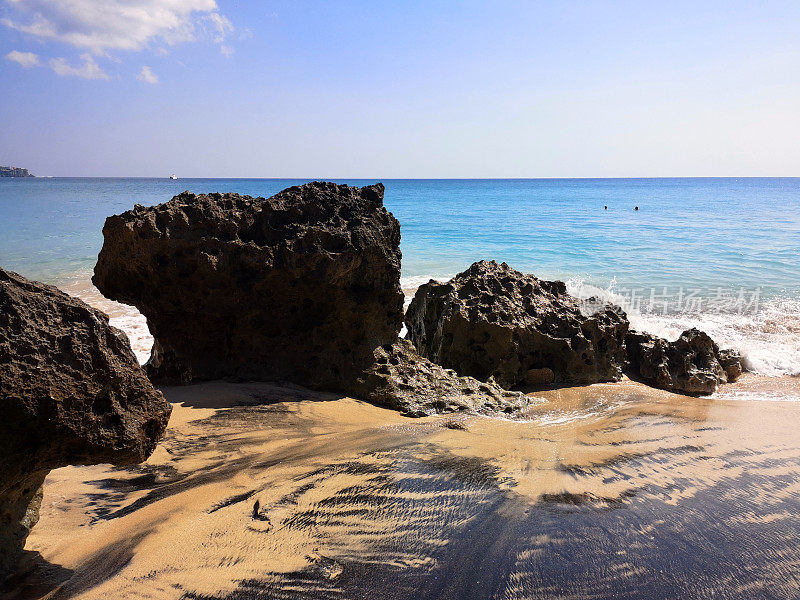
[625,328,743,395]
[405,260,628,388]
[346,340,530,417]
[525,367,555,387]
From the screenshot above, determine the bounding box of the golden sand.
[6,375,800,599]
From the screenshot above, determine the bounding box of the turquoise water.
[1,177,799,374]
[1,177,798,294]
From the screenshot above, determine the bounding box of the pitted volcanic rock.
[0,268,171,579]
[406,260,629,388]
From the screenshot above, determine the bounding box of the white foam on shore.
[566,278,800,378]
[400,273,454,295]
[56,272,153,365]
[712,389,800,403]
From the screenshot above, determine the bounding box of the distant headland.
[0,166,34,177]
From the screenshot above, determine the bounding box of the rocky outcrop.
[0,268,171,580]
[91,181,743,412]
[346,340,530,417]
[92,184,533,417]
[405,261,629,389]
[93,182,404,388]
[0,166,33,177]
[625,328,743,395]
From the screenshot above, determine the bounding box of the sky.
[1,0,799,178]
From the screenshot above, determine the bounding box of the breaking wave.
[566,278,800,377]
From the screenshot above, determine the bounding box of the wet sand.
[6,375,800,600]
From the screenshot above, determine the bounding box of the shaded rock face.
[405,261,629,389]
[625,328,743,395]
[0,268,171,580]
[346,340,530,417]
[92,183,531,418]
[93,182,404,388]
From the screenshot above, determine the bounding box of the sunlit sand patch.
[10,376,800,599]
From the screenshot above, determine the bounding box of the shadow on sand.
[159,380,346,410]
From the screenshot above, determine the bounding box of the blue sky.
[1,1,799,177]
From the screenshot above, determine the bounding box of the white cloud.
[5,49,39,67]
[137,65,158,84]
[2,0,233,55]
[204,11,233,40]
[49,53,109,79]
[201,11,234,55]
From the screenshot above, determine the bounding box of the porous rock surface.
[347,340,530,417]
[92,183,528,417]
[625,328,743,395]
[93,182,405,387]
[405,260,629,388]
[0,268,171,580]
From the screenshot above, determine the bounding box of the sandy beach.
[5,373,799,600]
[3,184,797,599]
[4,3,800,597]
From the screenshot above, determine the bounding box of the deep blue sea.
[1,177,799,375]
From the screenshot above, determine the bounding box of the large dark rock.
[0,268,171,580]
[346,340,530,417]
[405,261,629,388]
[625,328,743,395]
[93,182,404,388]
[92,184,531,417]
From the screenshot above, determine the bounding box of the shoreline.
[54,272,800,382]
[5,177,797,595]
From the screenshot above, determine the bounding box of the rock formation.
[347,340,529,417]
[625,328,743,395]
[0,268,171,580]
[93,183,528,417]
[94,182,404,388]
[405,260,629,388]
[93,182,742,412]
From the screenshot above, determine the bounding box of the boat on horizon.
[169,174,178,180]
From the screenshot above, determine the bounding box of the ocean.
[1,177,799,378]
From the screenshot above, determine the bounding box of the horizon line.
[8,175,800,180]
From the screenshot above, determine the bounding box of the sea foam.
[566,278,800,377]
[57,272,154,365]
